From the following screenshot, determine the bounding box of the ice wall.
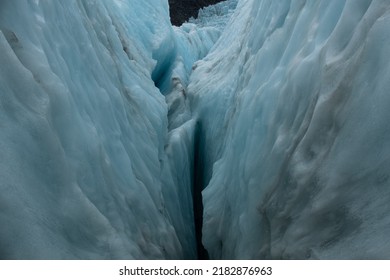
[160,0,239,259]
[0,0,193,259]
[2,0,390,260]
[188,0,238,28]
[163,0,238,129]
[189,0,390,259]
[0,0,238,259]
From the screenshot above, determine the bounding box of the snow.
[1,0,390,260]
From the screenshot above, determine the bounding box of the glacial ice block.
[0,0,189,259]
[190,0,390,259]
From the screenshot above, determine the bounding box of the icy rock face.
[0,0,192,259]
[190,0,390,259]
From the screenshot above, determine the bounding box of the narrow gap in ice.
[158,0,239,259]
[192,121,209,259]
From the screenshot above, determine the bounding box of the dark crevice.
[192,121,209,259]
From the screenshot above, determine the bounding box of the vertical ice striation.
[0,0,186,259]
[0,0,233,259]
[190,0,390,259]
[160,0,238,259]
[1,0,390,260]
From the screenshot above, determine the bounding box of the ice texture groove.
[0,0,184,259]
[0,0,235,259]
[1,0,390,260]
[190,0,390,259]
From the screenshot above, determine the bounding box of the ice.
[164,20,229,130]
[188,0,238,29]
[0,0,232,260]
[190,0,390,259]
[160,0,237,259]
[1,0,390,260]
[0,0,188,259]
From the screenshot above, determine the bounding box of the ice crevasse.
[1,0,390,260]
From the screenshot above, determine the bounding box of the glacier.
[1,0,390,260]
[0,0,184,259]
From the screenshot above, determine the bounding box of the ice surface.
[188,0,238,28]
[189,0,390,259]
[163,0,237,130]
[1,0,390,260]
[0,0,191,259]
[0,0,233,260]
[160,0,237,259]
